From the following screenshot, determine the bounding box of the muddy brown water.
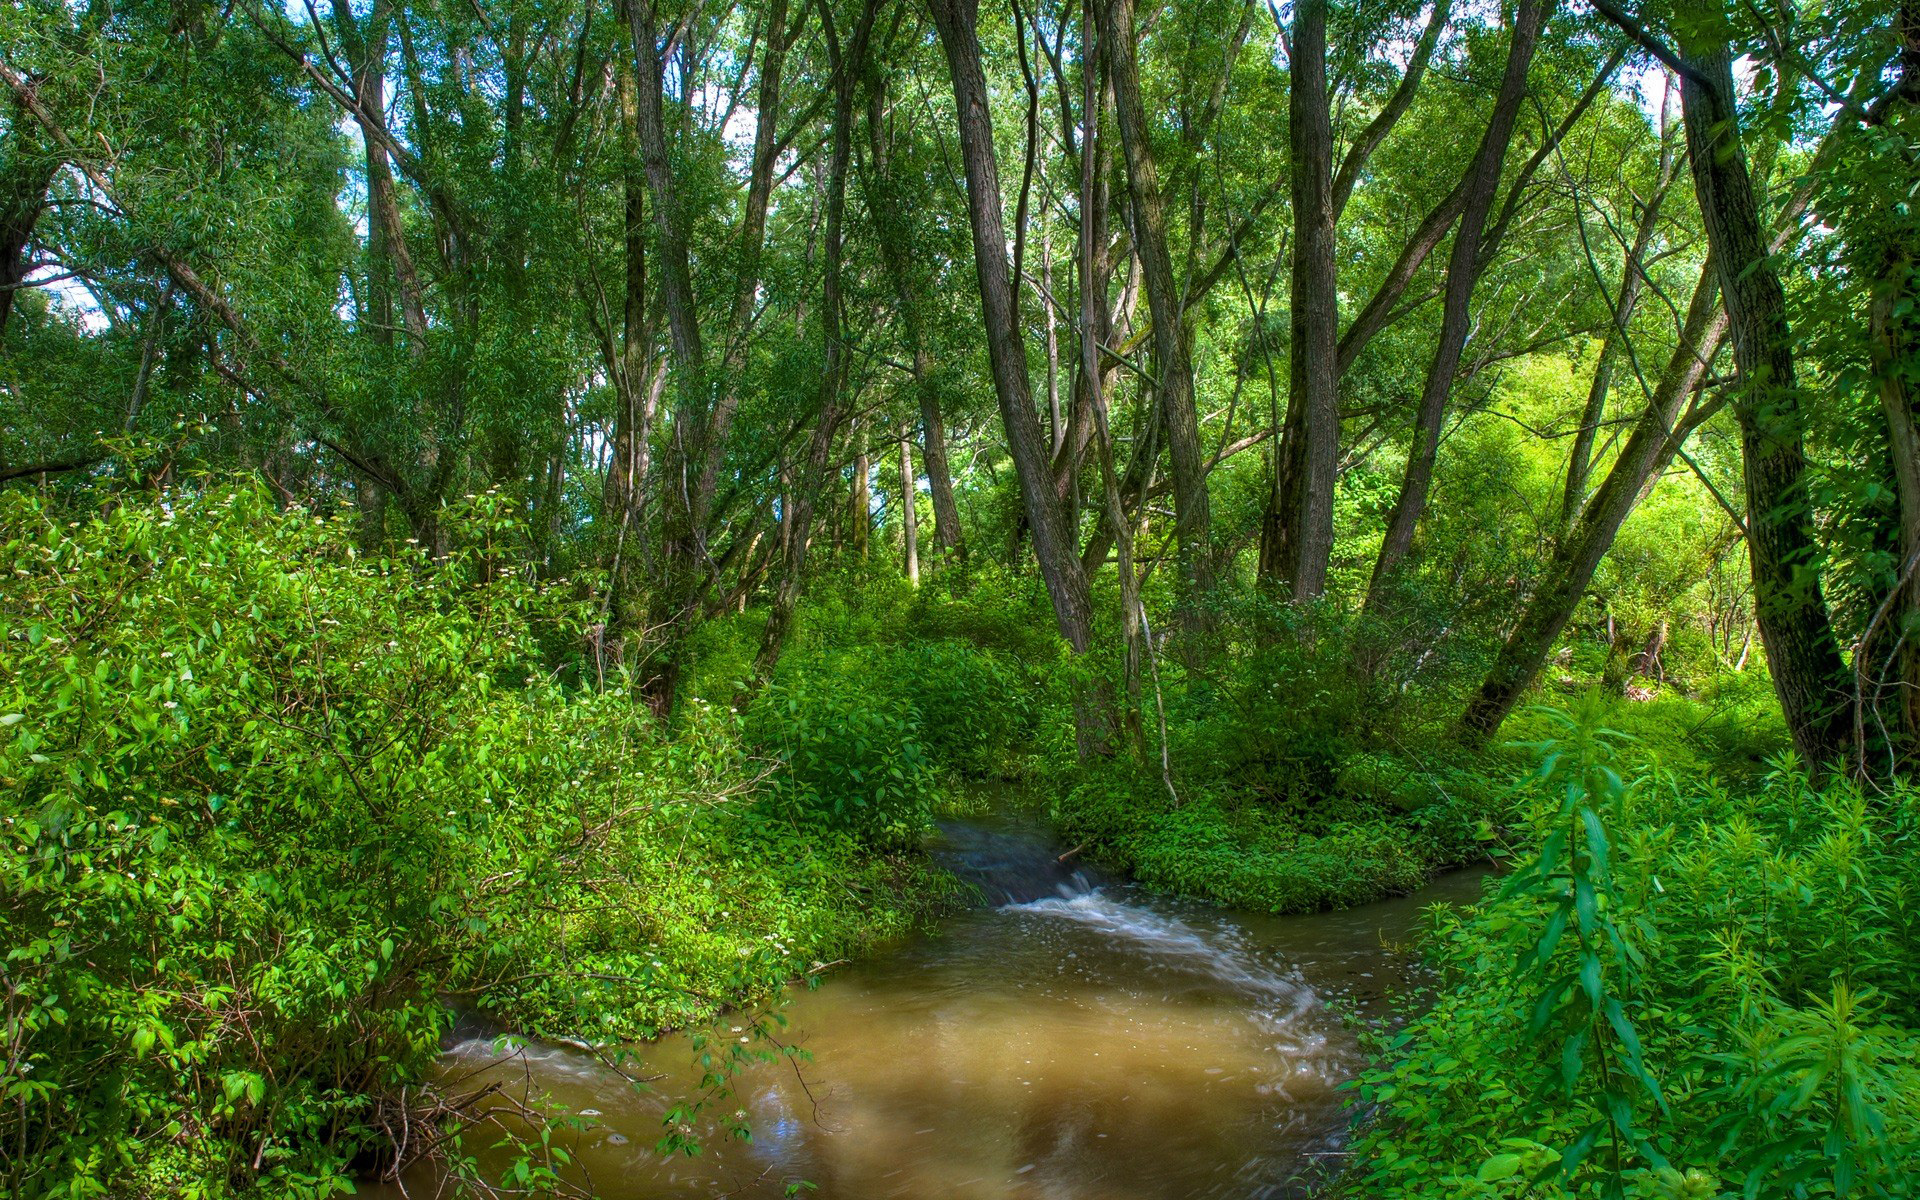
[371,812,1490,1199]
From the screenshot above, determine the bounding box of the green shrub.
[747,654,939,848]
[881,638,1034,777]
[1347,704,1920,1198]
[0,486,949,1199]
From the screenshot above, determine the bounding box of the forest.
[1,0,1917,1194]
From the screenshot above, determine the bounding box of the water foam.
[1003,887,1316,1021]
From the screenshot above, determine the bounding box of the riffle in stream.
[375,812,1487,1199]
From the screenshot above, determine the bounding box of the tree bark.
[1676,6,1852,767]
[0,89,57,344]
[899,430,920,585]
[605,52,654,600]
[1267,0,1339,600]
[1367,0,1553,605]
[1103,0,1213,608]
[930,0,1104,754]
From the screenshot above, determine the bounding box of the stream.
[375,810,1488,1199]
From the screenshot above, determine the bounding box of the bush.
[0,485,950,1199]
[1347,705,1920,1198]
[747,653,939,848]
[1051,766,1490,914]
[881,638,1034,777]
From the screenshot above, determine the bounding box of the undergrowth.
[1346,701,1920,1198]
[0,487,955,1200]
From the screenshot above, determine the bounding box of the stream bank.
[372,807,1490,1199]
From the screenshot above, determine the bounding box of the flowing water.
[377,811,1487,1199]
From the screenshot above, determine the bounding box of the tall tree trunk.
[1869,251,1920,762]
[930,0,1104,754]
[1367,0,1553,605]
[899,431,920,585]
[333,0,428,349]
[1055,66,1115,514]
[863,61,966,557]
[1043,227,1064,456]
[1103,0,1213,609]
[1459,261,1727,739]
[1861,4,1920,767]
[625,0,710,713]
[1080,0,1144,753]
[752,0,874,681]
[605,53,653,635]
[1268,0,1338,600]
[850,417,871,558]
[699,0,799,518]
[1676,4,1852,767]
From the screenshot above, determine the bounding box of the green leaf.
[1477,1154,1523,1182]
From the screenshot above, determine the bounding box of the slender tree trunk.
[863,62,966,557]
[605,56,653,632]
[752,0,874,681]
[899,431,920,585]
[930,0,1105,754]
[697,0,799,519]
[1870,235,1920,764]
[1676,5,1852,767]
[1269,0,1338,599]
[1103,0,1213,609]
[1459,262,1727,739]
[1367,0,1553,605]
[850,417,871,558]
[1561,114,1676,534]
[1054,68,1114,513]
[1862,6,1920,765]
[124,281,172,435]
[1043,227,1064,457]
[334,0,428,349]
[625,0,711,713]
[1081,0,1143,753]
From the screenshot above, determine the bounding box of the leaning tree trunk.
[931,0,1106,756]
[1458,261,1726,740]
[1561,123,1677,533]
[1366,0,1553,605]
[1676,5,1852,768]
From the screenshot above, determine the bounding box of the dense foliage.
[1351,708,1920,1198]
[0,488,955,1198]
[2,0,1916,1192]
